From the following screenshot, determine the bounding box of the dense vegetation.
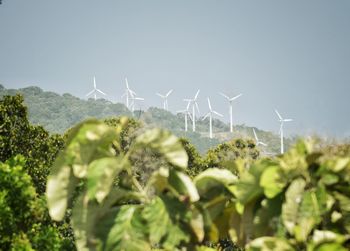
[0,85,293,154]
[2,93,349,250]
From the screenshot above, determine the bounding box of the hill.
[0,85,293,154]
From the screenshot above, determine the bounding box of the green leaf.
[142,197,170,245]
[97,205,150,251]
[260,166,286,198]
[46,161,78,221]
[134,128,188,169]
[87,156,128,203]
[246,237,294,251]
[169,169,199,202]
[282,178,306,235]
[194,168,237,199]
[71,193,100,251]
[232,161,266,205]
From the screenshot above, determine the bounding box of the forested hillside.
[0,85,292,154]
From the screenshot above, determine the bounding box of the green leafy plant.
[0,156,64,250]
[46,119,242,250]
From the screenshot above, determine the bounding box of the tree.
[0,95,64,194]
[0,156,63,250]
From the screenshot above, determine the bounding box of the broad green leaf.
[142,197,170,245]
[134,128,188,169]
[169,169,199,202]
[87,156,128,203]
[334,192,350,233]
[96,205,150,251]
[194,168,237,199]
[68,122,117,178]
[253,195,283,237]
[232,161,266,205]
[311,230,348,247]
[71,193,100,251]
[260,166,286,198]
[282,178,306,235]
[246,237,294,251]
[46,161,78,221]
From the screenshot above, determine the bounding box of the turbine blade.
[166,89,173,97]
[231,93,242,101]
[212,110,223,117]
[207,98,212,110]
[86,89,95,97]
[125,78,129,89]
[275,109,283,120]
[187,112,193,121]
[202,112,210,120]
[135,97,144,100]
[97,89,106,95]
[260,142,267,146]
[219,92,230,100]
[194,89,200,99]
[195,102,200,114]
[253,128,258,141]
[156,93,165,98]
[186,101,191,110]
[93,76,96,89]
[284,119,293,122]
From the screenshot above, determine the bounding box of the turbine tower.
[156,89,173,111]
[129,95,144,112]
[253,128,267,146]
[85,76,107,101]
[184,90,200,132]
[220,92,242,133]
[121,77,136,109]
[275,109,293,154]
[177,101,192,132]
[202,98,223,139]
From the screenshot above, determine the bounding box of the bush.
[0,156,63,250]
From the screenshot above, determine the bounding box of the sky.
[0,0,349,137]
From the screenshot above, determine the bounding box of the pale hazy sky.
[0,0,349,137]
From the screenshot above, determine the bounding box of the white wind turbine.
[129,95,144,113]
[219,92,242,133]
[253,128,267,147]
[121,77,137,109]
[275,109,293,154]
[156,89,173,111]
[202,98,223,139]
[85,76,107,101]
[184,90,200,132]
[177,100,193,132]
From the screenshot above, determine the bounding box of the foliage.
[228,139,350,250]
[203,138,260,175]
[46,119,350,251]
[0,155,64,250]
[0,94,64,194]
[46,119,243,250]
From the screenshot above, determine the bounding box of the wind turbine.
[253,128,267,147]
[275,109,293,154]
[219,92,242,133]
[121,77,137,109]
[129,95,144,113]
[202,98,223,139]
[156,89,173,111]
[85,76,107,101]
[184,90,200,132]
[177,100,193,132]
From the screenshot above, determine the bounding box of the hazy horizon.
[1,1,349,138]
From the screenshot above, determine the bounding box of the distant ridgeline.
[0,85,293,154]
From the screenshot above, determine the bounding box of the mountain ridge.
[0,84,293,154]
